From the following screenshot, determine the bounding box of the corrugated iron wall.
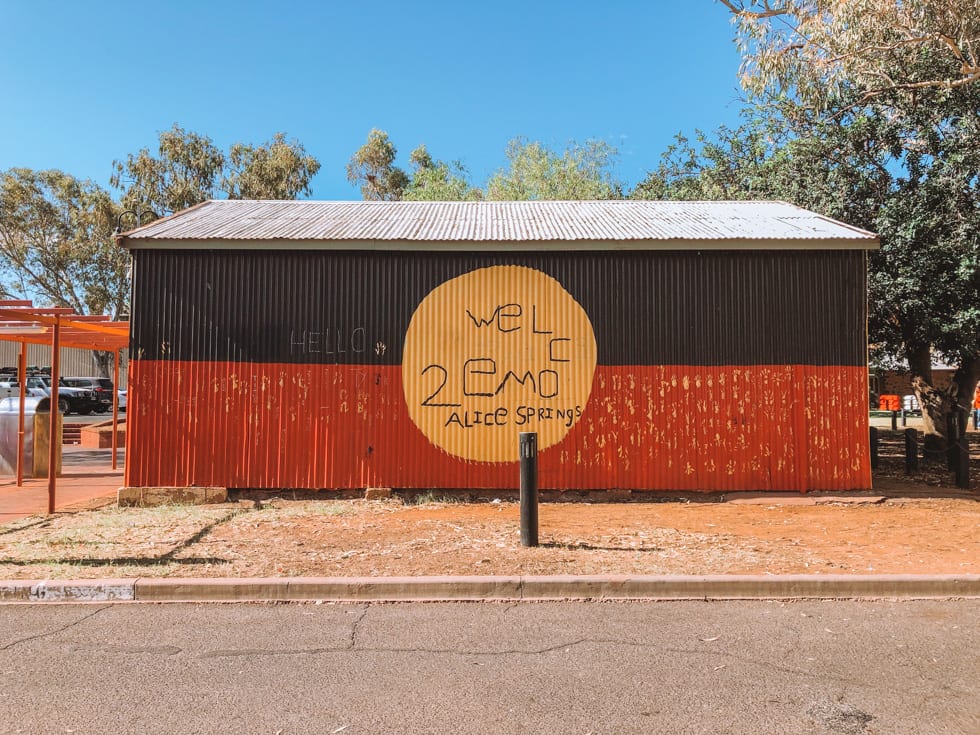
[127,249,870,492]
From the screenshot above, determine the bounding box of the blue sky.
[1,1,746,199]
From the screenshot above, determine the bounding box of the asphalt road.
[0,600,977,734]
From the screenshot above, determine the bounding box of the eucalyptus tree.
[402,144,482,201]
[345,129,410,201]
[721,0,980,104]
[0,168,126,319]
[679,1,980,449]
[347,133,621,202]
[222,132,320,200]
[112,124,321,217]
[486,138,622,200]
[0,168,127,376]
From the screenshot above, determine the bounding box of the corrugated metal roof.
[119,199,878,249]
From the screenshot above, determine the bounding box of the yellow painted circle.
[402,265,597,462]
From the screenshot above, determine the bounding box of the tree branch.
[719,0,789,20]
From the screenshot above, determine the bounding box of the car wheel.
[58,399,69,414]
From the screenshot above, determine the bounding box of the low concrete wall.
[117,486,227,507]
[80,421,125,449]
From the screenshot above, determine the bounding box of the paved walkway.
[0,447,122,523]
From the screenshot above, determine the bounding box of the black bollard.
[519,432,538,547]
[901,409,907,427]
[955,435,970,489]
[870,426,879,470]
[891,410,898,431]
[904,428,918,474]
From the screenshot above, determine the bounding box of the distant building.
[871,365,956,399]
[0,343,128,383]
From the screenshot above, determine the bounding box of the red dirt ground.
[185,474,978,579]
[0,436,977,579]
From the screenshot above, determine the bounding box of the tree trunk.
[950,355,980,437]
[907,344,950,461]
[93,350,114,379]
[906,344,979,462]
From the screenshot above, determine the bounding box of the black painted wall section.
[131,249,867,367]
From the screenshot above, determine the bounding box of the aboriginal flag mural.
[126,249,871,492]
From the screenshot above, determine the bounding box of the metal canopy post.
[48,318,60,515]
[112,349,120,470]
[16,342,26,486]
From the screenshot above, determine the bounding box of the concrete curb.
[1,574,978,603]
[0,579,137,602]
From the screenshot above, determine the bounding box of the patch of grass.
[259,501,360,519]
[0,516,54,536]
[100,503,222,524]
[0,504,234,569]
[0,558,190,579]
[40,532,83,547]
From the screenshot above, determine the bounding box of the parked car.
[62,377,115,413]
[0,377,57,405]
[24,376,98,415]
[118,389,127,412]
[0,379,22,401]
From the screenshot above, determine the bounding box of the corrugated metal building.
[118,200,877,493]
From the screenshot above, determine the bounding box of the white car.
[0,377,92,414]
[118,389,127,412]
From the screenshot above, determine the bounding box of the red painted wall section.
[126,360,871,492]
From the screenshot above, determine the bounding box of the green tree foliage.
[631,116,793,202]
[631,109,891,228]
[347,134,621,202]
[486,138,622,200]
[0,168,126,319]
[111,124,225,217]
[223,133,321,200]
[866,85,980,439]
[718,0,980,447]
[346,129,410,201]
[402,144,482,201]
[111,124,321,217]
[641,79,980,447]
